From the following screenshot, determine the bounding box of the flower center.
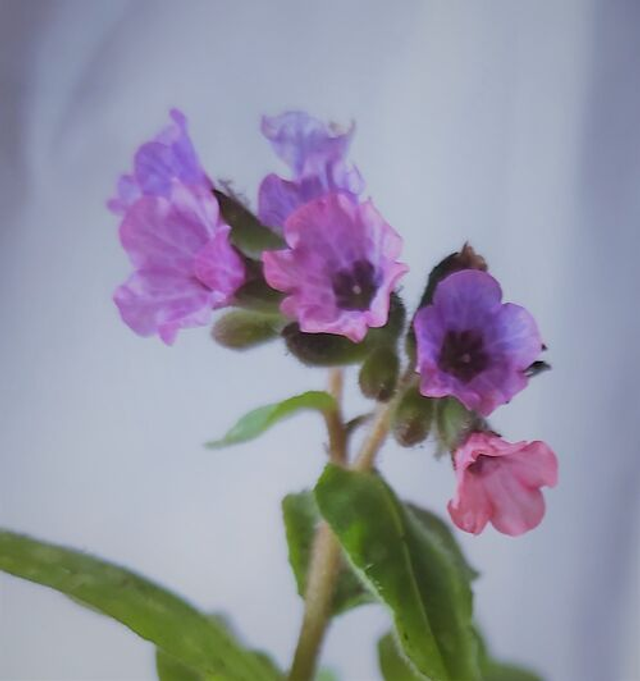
[438,329,489,382]
[332,259,379,311]
[467,453,499,475]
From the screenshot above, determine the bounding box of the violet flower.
[414,270,542,416]
[258,111,364,231]
[108,109,208,215]
[262,192,408,342]
[448,432,558,536]
[111,111,245,344]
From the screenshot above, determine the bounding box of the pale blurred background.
[1,1,639,680]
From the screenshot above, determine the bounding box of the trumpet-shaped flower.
[414,270,542,416]
[258,111,364,231]
[262,193,407,342]
[448,432,558,536]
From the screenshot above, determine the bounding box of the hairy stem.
[288,369,345,681]
[288,363,415,680]
[323,368,347,466]
[287,522,342,681]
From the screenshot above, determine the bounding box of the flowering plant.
[0,111,557,681]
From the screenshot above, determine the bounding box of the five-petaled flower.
[111,111,245,344]
[413,270,542,416]
[262,192,408,342]
[448,431,558,536]
[258,111,364,232]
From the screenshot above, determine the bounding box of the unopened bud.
[419,243,488,308]
[213,190,284,259]
[392,384,435,447]
[213,310,283,349]
[436,397,476,452]
[359,346,400,402]
[232,278,283,314]
[282,324,369,366]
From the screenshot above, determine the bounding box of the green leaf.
[282,491,374,616]
[378,632,423,681]
[315,466,481,681]
[406,504,479,583]
[481,661,542,681]
[0,530,281,681]
[205,391,336,449]
[156,650,207,681]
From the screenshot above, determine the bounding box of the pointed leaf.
[378,632,423,681]
[315,466,481,681]
[282,491,374,616]
[205,391,336,449]
[0,530,281,681]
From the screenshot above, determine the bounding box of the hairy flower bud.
[435,397,477,453]
[359,346,400,402]
[282,324,369,366]
[213,190,285,259]
[213,310,283,349]
[419,242,488,308]
[392,384,435,447]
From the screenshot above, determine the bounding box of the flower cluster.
[109,109,557,537]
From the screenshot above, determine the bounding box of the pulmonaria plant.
[0,109,558,681]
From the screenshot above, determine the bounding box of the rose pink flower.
[258,111,364,232]
[414,270,542,416]
[108,109,208,215]
[114,183,245,345]
[262,192,408,342]
[448,432,558,536]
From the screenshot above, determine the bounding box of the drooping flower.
[108,109,208,214]
[258,111,364,231]
[113,183,245,345]
[413,270,542,416]
[448,432,558,536]
[262,192,408,342]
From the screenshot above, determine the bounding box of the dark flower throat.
[438,329,489,382]
[332,259,379,311]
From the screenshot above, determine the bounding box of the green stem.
[288,365,409,680]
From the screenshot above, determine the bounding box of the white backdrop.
[1,1,639,680]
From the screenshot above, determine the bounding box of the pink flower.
[448,432,558,536]
[108,109,208,215]
[258,111,364,232]
[262,192,408,342]
[414,270,543,416]
[114,184,245,345]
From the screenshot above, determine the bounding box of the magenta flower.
[108,109,208,215]
[114,183,245,345]
[414,270,542,416]
[448,432,558,536]
[262,193,407,342]
[258,111,364,231]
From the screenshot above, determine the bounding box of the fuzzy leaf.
[315,466,481,681]
[378,632,423,681]
[282,491,374,616]
[0,530,281,681]
[205,391,336,449]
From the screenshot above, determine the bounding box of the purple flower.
[108,109,208,215]
[262,192,408,342]
[113,179,245,345]
[258,111,364,231]
[414,270,542,416]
